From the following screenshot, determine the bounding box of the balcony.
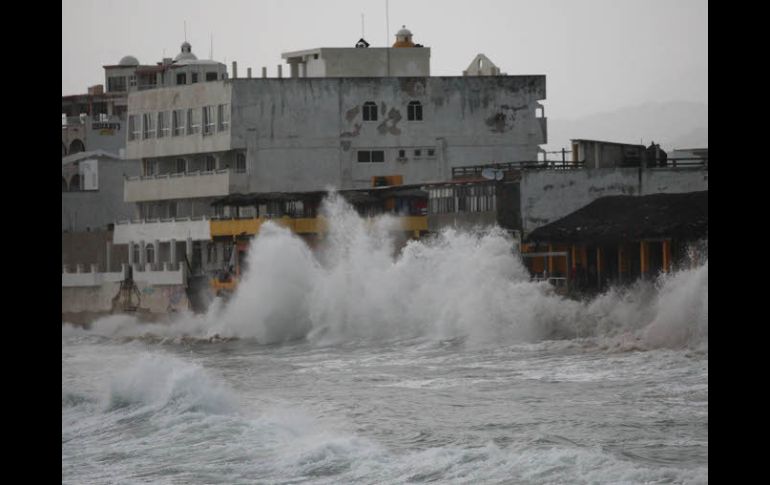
[124,169,247,202]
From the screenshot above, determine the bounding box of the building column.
[170,239,177,270]
[596,247,602,288]
[662,239,671,273]
[547,244,554,276]
[201,241,209,268]
[106,241,112,273]
[640,241,649,277]
[186,237,193,265]
[139,240,146,269]
[153,239,160,270]
[128,241,135,265]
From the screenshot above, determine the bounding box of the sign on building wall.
[80,159,99,190]
[92,122,120,135]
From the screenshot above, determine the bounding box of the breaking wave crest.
[104,353,236,414]
[66,193,707,350]
[213,193,707,350]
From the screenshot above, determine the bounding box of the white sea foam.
[66,193,707,350]
[211,193,707,349]
[105,353,236,414]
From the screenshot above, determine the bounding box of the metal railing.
[661,157,708,168]
[452,160,585,178]
[115,216,209,225]
[126,169,232,181]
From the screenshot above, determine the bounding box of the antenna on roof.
[385,0,390,45]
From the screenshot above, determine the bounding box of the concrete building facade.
[124,75,547,218]
[62,150,140,232]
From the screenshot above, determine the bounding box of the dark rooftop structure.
[527,191,708,244]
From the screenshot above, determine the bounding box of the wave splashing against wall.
[207,193,707,350]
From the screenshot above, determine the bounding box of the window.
[176,158,187,173]
[398,149,406,159]
[146,244,155,265]
[414,149,422,158]
[357,150,384,163]
[158,111,170,138]
[186,108,200,135]
[218,104,230,131]
[204,155,216,172]
[172,109,184,136]
[70,174,81,191]
[206,72,218,81]
[235,153,246,173]
[363,101,378,121]
[143,159,157,176]
[129,75,137,87]
[128,115,140,140]
[142,113,156,139]
[192,72,199,83]
[427,148,436,157]
[176,73,187,85]
[133,243,141,265]
[407,101,423,121]
[202,106,215,135]
[107,76,126,92]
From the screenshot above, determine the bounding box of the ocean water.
[62,195,708,484]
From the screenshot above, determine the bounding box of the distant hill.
[545,101,708,154]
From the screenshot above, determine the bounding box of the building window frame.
[172,109,184,136]
[202,106,216,136]
[143,159,157,176]
[157,111,170,138]
[235,152,247,173]
[186,108,200,135]
[176,158,187,174]
[363,101,378,121]
[407,101,423,121]
[218,104,230,132]
[357,150,385,163]
[142,113,156,139]
[128,114,140,141]
[204,155,216,172]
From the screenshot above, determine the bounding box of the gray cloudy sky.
[62,0,707,120]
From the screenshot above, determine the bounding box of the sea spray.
[68,193,707,350]
[105,353,236,414]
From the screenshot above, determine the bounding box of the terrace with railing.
[123,169,248,202]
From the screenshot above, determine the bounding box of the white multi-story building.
[123,28,548,220]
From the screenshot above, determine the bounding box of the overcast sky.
[62,0,707,120]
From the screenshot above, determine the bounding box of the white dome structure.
[174,41,198,62]
[118,55,140,66]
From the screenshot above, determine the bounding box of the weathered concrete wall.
[519,167,708,234]
[284,48,431,78]
[62,116,127,156]
[321,48,430,77]
[62,230,128,271]
[230,76,546,192]
[62,158,139,232]
[124,170,247,202]
[62,281,189,314]
[126,81,233,159]
[113,219,211,244]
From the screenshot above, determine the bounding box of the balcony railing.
[124,169,246,202]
